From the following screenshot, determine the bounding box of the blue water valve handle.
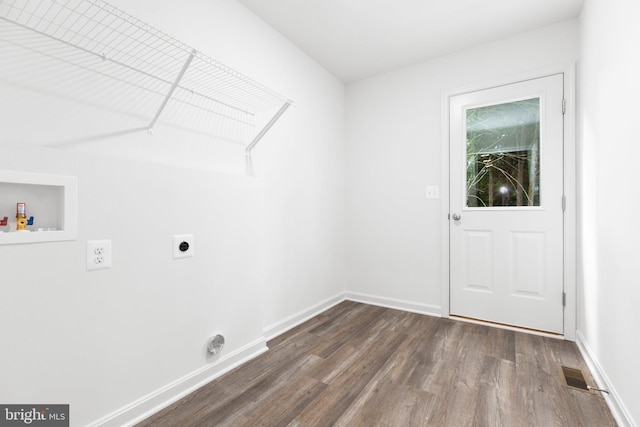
[27,216,34,226]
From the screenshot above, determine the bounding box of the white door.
[449,74,564,334]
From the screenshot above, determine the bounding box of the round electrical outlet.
[173,234,194,259]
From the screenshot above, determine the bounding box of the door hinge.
[562,98,566,115]
[562,195,566,212]
[563,292,567,307]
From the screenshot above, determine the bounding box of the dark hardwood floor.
[137,301,616,426]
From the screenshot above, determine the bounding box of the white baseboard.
[88,338,268,427]
[345,291,443,318]
[263,292,345,341]
[576,330,636,427]
[89,292,443,426]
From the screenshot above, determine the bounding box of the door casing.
[439,64,577,341]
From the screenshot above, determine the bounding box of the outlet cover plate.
[173,234,194,259]
[86,239,112,271]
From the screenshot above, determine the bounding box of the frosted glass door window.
[466,98,540,207]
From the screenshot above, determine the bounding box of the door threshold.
[449,314,565,339]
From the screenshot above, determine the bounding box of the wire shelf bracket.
[148,48,196,134]
[0,0,292,160]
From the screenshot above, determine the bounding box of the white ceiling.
[237,0,585,82]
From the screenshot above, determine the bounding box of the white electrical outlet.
[173,234,194,259]
[86,240,112,271]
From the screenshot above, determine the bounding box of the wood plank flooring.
[137,301,616,426]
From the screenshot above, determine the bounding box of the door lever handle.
[451,213,461,221]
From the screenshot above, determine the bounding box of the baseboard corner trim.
[345,291,443,318]
[576,330,637,427]
[263,292,346,341]
[88,337,268,427]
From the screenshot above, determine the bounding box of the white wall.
[0,0,345,425]
[578,0,640,424]
[0,147,265,426]
[102,0,347,337]
[345,20,579,312]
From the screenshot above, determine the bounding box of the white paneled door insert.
[449,74,564,334]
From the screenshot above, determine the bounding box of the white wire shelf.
[0,0,292,150]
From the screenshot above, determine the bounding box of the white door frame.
[440,63,577,341]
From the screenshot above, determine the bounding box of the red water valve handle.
[0,216,8,226]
